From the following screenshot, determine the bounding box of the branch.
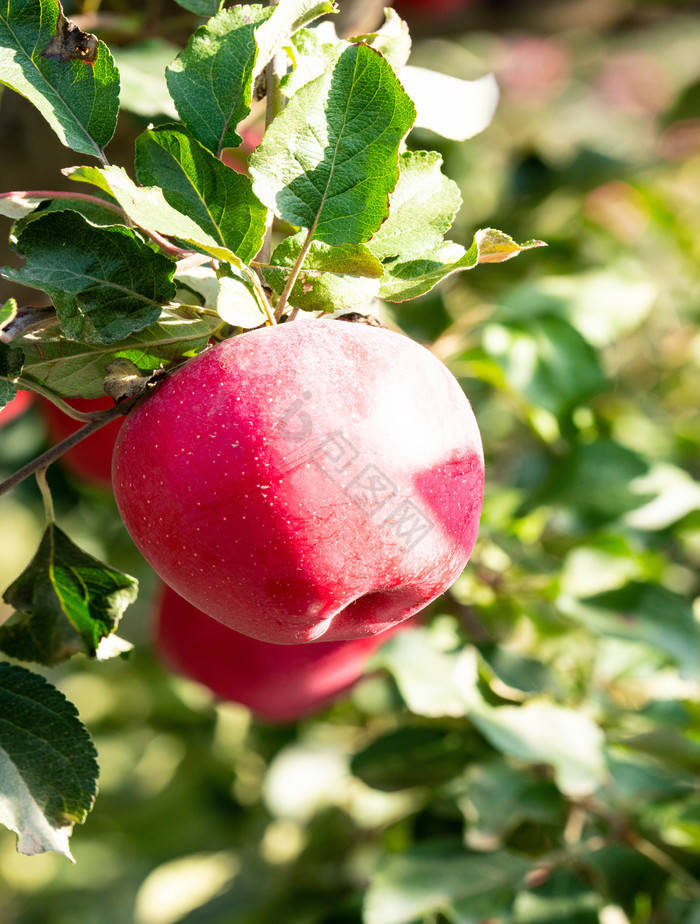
[0,189,123,216]
[0,399,138,498]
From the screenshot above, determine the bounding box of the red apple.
[156,583,403,722]
[220,127,263,176]
[0,390,32,426]
[41,396,124,487]
[113,319,484,644]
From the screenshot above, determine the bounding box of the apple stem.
[0,399,137,499]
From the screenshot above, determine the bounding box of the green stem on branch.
[274,227,314,320]
[35,467,55,524]
[257,0,285,273]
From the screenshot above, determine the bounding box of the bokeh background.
[2,0,700,922]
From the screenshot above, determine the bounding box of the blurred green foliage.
[1,1,700,922]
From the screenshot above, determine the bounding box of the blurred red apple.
[156,583,403,722]
[220,127,263,175]
[0,390,32,426]
[113,319,484,644]
[41,396,124,487]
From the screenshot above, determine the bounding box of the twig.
[0,189,123,215]
[0,399,138,499]
[274,227,314,320]
[256,0,285,275]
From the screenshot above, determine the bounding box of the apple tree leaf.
[166,4,270,156]
[559,582,700,680]
[0,0,119,160]
[0,661,98,859]
[368,151,462,261]
[265,232,382,312]
[135,125,267,265]
[349,7,411,74]
[1,211,177,344]
[280,23,345,99]
[166,0,333,155]
[469,701,607,798]
[171,0,222,17]
[481,314,607,418]
[0,322,23,408]
[378,230,546,302]
[0,522,138,666]
[74,165,247,265]
[364,841,529,924]
[216,274,268,329]
[13,307,219,399]
[250,42,416,246]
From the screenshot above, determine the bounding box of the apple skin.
[0,390,32,426]
[113,319,484,644]
[41,396,124,486]
[156,583,404,722]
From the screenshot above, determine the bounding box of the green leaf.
[458,760,564,850]
[377,629,477,718]
[512,873,601,924]
[378,230,545,302]
[534,440,650,525]
[13,306,218,398]
[0,522,138,665]
[349,7,411,74]
[0,318,23,407]
[469,701,607,798]
[351,725,484,792]
[172,0,222,17]
[80,165,247,265]
[559,582,700,680]
[250,43,416,245]
[253,0,337,70]
[135,125,267,264]
[1,210,177,344]
[166,4,270,155]
[481,315,607,418]
[368,150,462,261]
[166,0,332,155]
[0,0,119,159]
[364,841,529,924]
[110,39,180,119]
[265,232,382,312]
[281,23,344,99]
[0,662,98,859]
[216,274,267,329]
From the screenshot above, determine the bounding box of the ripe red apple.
[41,396,124,486]
[156,583,404,721]
[1,390,32,426]
[113,319,484,644]
[220,126,263,176]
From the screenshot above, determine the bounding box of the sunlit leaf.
[0,662,98,859]
[1,522,138,664]
[0,0,119,159]
[250,43,415,245]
